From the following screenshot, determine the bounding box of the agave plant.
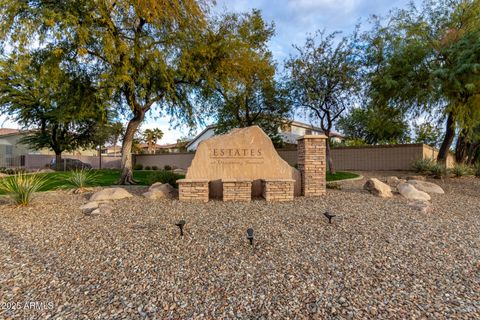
[0,172,48,206]
[65,169,99,190]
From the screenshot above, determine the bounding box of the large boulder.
[407,180,444,194]
[90,187,133,201]
[397,183,431,201]
[143,183,178,200]
[363,178,393,198]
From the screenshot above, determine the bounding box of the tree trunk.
[97,147,102,169]
[437,112,455,164]
[325,136,335,174]
[455,128,469,164]
[119,113,144,184]
[55,152,62,171]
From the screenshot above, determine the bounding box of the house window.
[5,145,13,156]
[305,129,312,135]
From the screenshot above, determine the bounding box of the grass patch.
[326,171,359,181]
[0,169,185,195]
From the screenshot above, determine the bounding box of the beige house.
[185,120,344,151]
[0,128,97,167]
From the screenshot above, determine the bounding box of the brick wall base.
[178,179,209,202]
[222,179,252,202]
[261,179,294,202]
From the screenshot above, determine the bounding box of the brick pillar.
[297,135,327,196]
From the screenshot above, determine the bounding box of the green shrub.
[148,170,181,188]
[475,164,480,177]
[326,182,342,190]
[133,163,143,170]
[152,165,158,170]
[65,169,99,189]
[0,172,48,205]
[412,158,436,174]
[145,166,151,170]
[164,165,172,171]
[429,164,447,179]
[451,164,474,177]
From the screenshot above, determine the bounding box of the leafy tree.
[337,106,411,144]
[285,30,361,173]
[0,0,223,183]
[208,10,291,143]
[362,0,480,163]
[143,128,164,154]
[414,122,443,147]
[0,50,107,170]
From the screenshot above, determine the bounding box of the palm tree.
[143,128,164,154]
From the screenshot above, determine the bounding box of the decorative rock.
[143,183,178,200]
[89,208,101,215]
[90,188,133,201]
[98,203,114,213]
[80,201,99,214]
[406,175,426,181]
[408,180,445,194]
[397,183,431,201]
[408,201,434,213]
[385,176,405,187]
[363,178,393,198]
[173,168,187,175]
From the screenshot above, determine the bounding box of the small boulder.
[363,178,393,198]
[173,168,186,175]
[0,173,9,178]
[385,176,406,187]
[98,203,114,214]
[80,201,99,214]
[89,208,101,215]
[408,201,434,213]
[90,188,133,201]
[143,183,178,200]
[397,183,431,201]
[407,180,444,194]
[406,175,426,181]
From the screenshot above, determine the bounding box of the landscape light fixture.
[323,211,336,224]
[246,228,254,246]
[175,220,186,236]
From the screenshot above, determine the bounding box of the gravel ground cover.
[0,172,479,319]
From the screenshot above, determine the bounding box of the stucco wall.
[134,144,454,171]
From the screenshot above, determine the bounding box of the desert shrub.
[148,170,181,188]
[0,172,48,205]
[65,169,99,189]
[164,165,172,170]
[412,158,436,174]
[133,163,143,170]
[152,166,158,170]
[326,182,342,190]
[451,164,474,177]
[429,164,447,179]
[145,166,151,170]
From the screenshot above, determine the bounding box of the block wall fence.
[133,143,454,171]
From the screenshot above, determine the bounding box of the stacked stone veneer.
[261,179,295,202]
[222,179,252,202]
[297,135,327,196]
[178,179,209,202]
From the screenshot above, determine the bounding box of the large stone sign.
[185,126,301,198]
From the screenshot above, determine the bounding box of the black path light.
[175,220,186,236]
[323,211,336,224]
[246,228,254,246]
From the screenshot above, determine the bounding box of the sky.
[0,0,416,144]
